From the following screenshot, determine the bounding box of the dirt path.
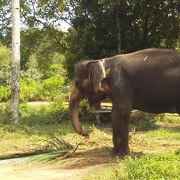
[0,161,101,180]
[0,147,110,180]
[0,165,85,180]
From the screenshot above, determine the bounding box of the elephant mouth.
[87,92,108,106]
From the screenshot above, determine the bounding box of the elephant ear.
[88,60,106,93]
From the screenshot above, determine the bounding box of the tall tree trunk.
[10,0,20,123]
[115,0,122,54]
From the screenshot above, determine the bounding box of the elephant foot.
[112,148,130,157]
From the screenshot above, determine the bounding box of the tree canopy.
[0,0,179,78]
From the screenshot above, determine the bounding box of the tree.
[0,0,11,45]
[10,0,20,123]
[0,0,69,75]
[66,0,180,79]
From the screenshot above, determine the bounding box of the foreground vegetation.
[0,103,179,179]
[85,153,180,180]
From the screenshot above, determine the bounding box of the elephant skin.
[69,48,180,156]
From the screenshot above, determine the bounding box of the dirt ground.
[0,149,110,180]
[0,134,113,180]
[0,133,179,180]
[0,163,100,180]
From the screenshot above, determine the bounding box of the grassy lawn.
[0,103,179,179]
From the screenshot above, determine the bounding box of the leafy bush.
[21,54,43,81]
[0,47,69,102]
[45,53,66,78]
[118,154,180,179]
[40,75,68,101]
[0,102,31,124]
[0,46,11,85]
[0,76,69,102]
[20,77,41,102]
[0,86,11,101]
[0,102,10,123]
[85,153,180,180]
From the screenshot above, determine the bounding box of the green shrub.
[119,154,180,179]
[40,75,68,101]
[0,102,10,123]
[85,153,180,180]
[0,46,69,102]
[20,78,41,102]
[0,46,11,85]
[45,54,66,78]
[0,102,30,124]
[0,76,69,102]
[0,86,11,101]
[21,54,43,81]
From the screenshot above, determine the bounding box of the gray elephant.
[69,48,180,156]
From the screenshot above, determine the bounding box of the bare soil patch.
[0,163,99,180]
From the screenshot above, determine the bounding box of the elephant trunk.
[69,83,89,137]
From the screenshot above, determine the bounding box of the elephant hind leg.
[111,104,131,156]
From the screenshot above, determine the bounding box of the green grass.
[158,113,180,124]
[0,103,94,153]
[0,104,179,179]
[120,153,180,179]
[85,153,180,180]
[146,127,180,140]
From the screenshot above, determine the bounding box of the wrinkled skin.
[69,48,180,156]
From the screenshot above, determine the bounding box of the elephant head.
[69,60,108,137]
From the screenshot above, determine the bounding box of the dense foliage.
[0,0,179,98]
[0,46,69,102]
[66,0,180,77]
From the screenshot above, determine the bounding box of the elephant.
[69,48,180,156]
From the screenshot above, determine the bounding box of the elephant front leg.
[111,105,130,156]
